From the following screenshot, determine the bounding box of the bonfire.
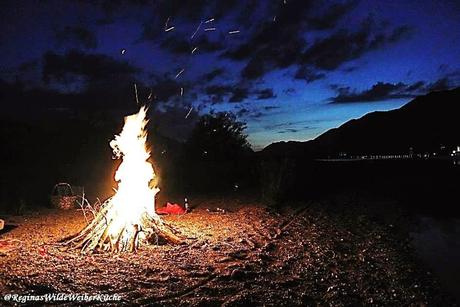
[64,107,181,253]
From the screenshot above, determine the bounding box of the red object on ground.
[156,202,186,215]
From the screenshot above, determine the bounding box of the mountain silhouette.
[263,87,460,157]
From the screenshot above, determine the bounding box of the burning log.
[63,107,182,253]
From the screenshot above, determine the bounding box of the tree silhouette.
[184,112,253,192]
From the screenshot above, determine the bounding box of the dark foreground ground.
[0,195,457,306]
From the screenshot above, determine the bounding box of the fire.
[66,106,181,253]
[106,106,160,240]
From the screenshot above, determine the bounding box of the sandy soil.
[0,196,455,306]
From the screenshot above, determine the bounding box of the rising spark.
[190,21,202,40]
[185,106,193,119]
[204,27,216,32]
[134,83,139,104]
[191,47,198,54]
[228,30,240,34]
[175,69,185,79]
[204,18,214,23]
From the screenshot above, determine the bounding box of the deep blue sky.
[1,0,459,150]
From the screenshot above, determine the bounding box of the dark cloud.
[160,36,225,54]
[294,66,326,83]
[236,107,249,117]
[307,1,359,30]
[264,120,311,131]
[427,77,450,92]
[205,84,234,103]
[137,0,240,41]
[283,88,296,95]
[264,106,280,111]
[223,0,321,79]
[149,78,184,102]
[388,25,413,43]
[150,103,199,141]
[256,88,276,100]
[224,2,411,80]
[331,82,412,103]
[277,128,299,134]
[302,19,414,70]
[55,26,98,49]
[202,68,225,82]
[229,87,249,103]
[330,78,454,103]
[204,84,252,103]
[42,49,138,83]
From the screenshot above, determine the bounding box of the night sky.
[1,0,460,150]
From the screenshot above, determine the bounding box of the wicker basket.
[50,195,78,209]
[50,183,78,209]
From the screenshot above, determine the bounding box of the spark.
[204,18,214,23]
[175,68,185,79]
[164,16,174,32]
[228,30,240,34]
[185,106,193,119]
[190,21,202,40]
[191,46,198,54]
[180,87,184,96]
[273,16,277,22]
[134,83,139,104]
[165,16,171,28]
[147,89,153,100]
[204,27,216,32]
[121,49,126,55]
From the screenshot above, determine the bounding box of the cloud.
[202,68,225,82]
[203,84,273,103]
[264,106,280,111]
[294,66,325,83]
[302,20,414,70]
[205,85,235,103]
[229,87,249,103]
[331,82,409,103]
[224,2,412,80]
[256,88,276,100]
[160,36,225,54]
[42,49,138,83]
[277,128,299,134]
[149,78,184,102]
[55,26,98,49]
[263,119,311,131]
[306,1,359,30]
[150,103,199,141]
[330,78,455,103]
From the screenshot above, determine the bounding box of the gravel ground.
[0,196,456,306]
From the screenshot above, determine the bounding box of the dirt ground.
[0,196,456,306]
